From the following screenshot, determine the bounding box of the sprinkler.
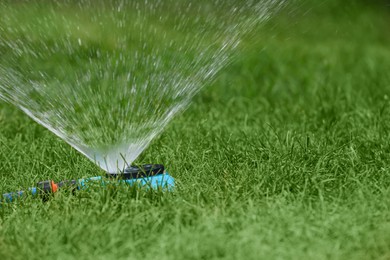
[2,164,174,202]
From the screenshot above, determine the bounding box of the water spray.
[2,164,174,203]
[0,0,284,203]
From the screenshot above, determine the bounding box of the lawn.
[1,1,390,259]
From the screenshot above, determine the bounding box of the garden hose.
[2,164,174,202]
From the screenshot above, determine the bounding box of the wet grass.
[1,1,390,259]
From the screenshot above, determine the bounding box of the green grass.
[1,1,390,259]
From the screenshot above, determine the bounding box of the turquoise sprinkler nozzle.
[2,164,175,202]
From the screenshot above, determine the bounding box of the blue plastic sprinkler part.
[2,164,174,202]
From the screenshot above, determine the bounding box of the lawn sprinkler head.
[106,164,175,190]
[105,164,175,190]
[107,164,165,179]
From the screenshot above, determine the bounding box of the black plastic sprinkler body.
[108,164,165,179]
[2,164,174,202]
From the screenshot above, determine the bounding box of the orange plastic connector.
[51,181,58,193]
